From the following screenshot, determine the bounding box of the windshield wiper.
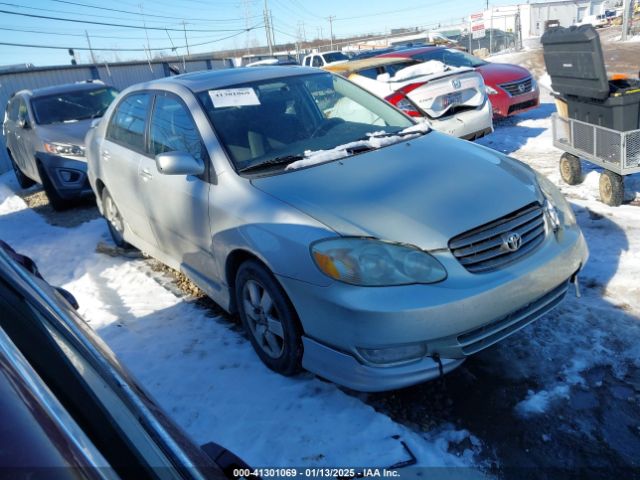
[238,154,305,173]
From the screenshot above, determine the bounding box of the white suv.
[302,51,349,68]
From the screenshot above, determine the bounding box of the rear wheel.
[235,260,302,376]
[101,187,132,249]
[599,170,624,207]
[37,163,71,211]
[8,150,35,189]
[559,153,583,185]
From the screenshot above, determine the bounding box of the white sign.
[470,12,486,39]
[209,88,261,108]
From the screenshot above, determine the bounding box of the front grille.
[449,202,546,273]
[508,99,538,115]
[500,77,533,97]
[457,280,569,355]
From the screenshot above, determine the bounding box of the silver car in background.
[86,67,588,392]
[3,81,118,209]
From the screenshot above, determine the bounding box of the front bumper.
[491,87,540,118]
[36,153,92,199]
[426,99,493,140]
[280,225,588,392]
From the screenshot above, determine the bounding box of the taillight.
[385,92,422,117]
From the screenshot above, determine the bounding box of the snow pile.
[391,60,451,82]
[0,173,477,469]
[537,73,553,92]
[478,94,640,418]
[286,123,431,170]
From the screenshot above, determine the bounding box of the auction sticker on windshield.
[209,88,261,108]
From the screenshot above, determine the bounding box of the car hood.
[476,62,532,87]
[251,132,541,250]
[35,118,94,146]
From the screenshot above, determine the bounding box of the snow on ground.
[0,176,479,469]
[477,87,640,417]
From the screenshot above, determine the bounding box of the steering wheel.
[310,117,345,138]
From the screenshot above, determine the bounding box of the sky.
[0,0,525,67]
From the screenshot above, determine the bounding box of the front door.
[140,91,214,276]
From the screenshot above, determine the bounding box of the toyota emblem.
[503,232,523,252]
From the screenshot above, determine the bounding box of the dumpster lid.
[541,25,609,100]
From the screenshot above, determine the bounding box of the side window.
[17,99,28,121]
[107,93,150,151]
[149,94,204,161]
[303,57,310,66]
[312,56,322,68]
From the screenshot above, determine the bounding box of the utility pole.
[263,0,273,55]
[270,10,276,49]
[182,21,190,57]
[85,30,97,64]
[328,15,335,50]
[165,28,186,73]
[621,0,631,41]
[139,3,151,54]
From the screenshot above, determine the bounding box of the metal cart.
[552,113,640,206]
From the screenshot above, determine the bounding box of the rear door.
[140,91,213,274]
[101,92,156,246]
[12,98,37,178]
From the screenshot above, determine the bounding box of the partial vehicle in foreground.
[380,46,540,118]
[302,51,349,68]
[87,66,588,392]
[2,81,118,209]
[0,241,249,479]
[326,57,493,140]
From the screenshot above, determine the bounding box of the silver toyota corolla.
[86,67,588,392]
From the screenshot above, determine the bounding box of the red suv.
[379,46,540,118]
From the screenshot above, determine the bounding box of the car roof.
[378,46,442,58]
[18,81,110,99]
[145,66,320,92]
[323,57,413,75]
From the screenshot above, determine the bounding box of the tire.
[8,150,35,189]
[559,153,583,185]
[101,187,133,249]
[37,163,71,211]
[599,170,624,207]
[235,260,303,376]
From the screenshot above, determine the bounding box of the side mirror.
[155,151,204,176]
[17,117,29,129]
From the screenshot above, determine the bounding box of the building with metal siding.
[0,58,225,174]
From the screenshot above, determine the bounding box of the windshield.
[31,87,119,125]
[413,48,486,68]
[323,52,348,63]
[198,72,415,172]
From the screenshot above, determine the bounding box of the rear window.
[31,87,119,125]
[413,49,486,68]
[323,52,348,64]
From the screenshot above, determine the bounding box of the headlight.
[486,85,499,95]
[44,142,85,157]
[311,238,447,286]
[535,171,576,228]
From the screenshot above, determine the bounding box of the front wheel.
[101,187,133,249]
[235,260,303,376]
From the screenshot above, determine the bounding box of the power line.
[0,24,264,52]
[0,25,216,40]
[0,8,248,32]
[46,0,261,22]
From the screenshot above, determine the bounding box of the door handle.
[102,150,111,160]
[140,168,153,181]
